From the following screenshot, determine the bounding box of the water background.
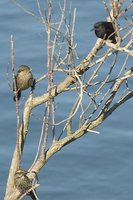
[0,1,133,199]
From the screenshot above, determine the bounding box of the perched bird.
[91,21,117,44]
[13,65,34,101]
[14,169,38,200]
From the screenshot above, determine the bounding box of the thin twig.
[11,35,21,158]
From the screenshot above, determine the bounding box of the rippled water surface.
[0,1,133,199]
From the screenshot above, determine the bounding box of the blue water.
[0,1,133,199]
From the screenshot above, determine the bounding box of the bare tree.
[4,0,133,199]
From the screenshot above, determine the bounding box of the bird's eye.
[17,69,22,73]
[18,68,24,73]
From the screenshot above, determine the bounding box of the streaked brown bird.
[91,21,117,44]
[14,169,38,200]
[13,65,34,101]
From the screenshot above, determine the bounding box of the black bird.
[14,169,38,200]
[91,21,117,44]
[13,65,34,101]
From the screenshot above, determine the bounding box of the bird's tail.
[13,90,21,101]
[29,189,39,200]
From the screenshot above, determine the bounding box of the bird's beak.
[90,27,94,31]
